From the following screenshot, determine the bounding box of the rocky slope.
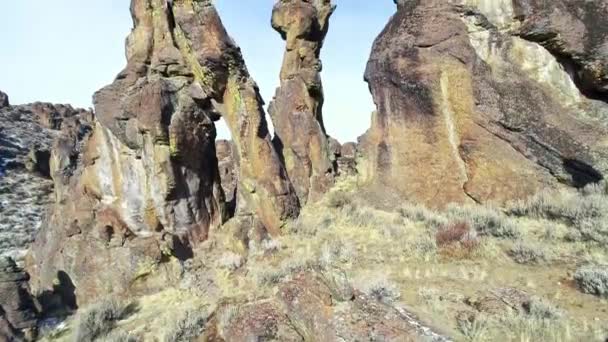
[359,0,608,207]
[0,91,92,261]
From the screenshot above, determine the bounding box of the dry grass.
[73,298,133,342]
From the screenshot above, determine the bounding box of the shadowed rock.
[269,0,337,203]
[359,0,608,207]
[0,91,8,109]
[0,257,37,338]
[27,0,299,305]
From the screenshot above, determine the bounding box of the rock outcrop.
[205,271,447,341]
[27,0,299,305]
[0,257,37,338]
[0,95,92,261]
[359,0,608,207]
[269,0,336,203]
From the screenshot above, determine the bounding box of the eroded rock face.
[27,0,299,305]
[269,0,336,203]
[359,0,608,207]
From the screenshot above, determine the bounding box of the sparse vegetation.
[162,307,210,342]
[573,264,608,297]
[74,298,132,342]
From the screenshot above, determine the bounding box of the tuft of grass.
[74,298,132,342]
[573,264,608,298]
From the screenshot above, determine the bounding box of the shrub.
[74,298,131,342]
[217,252,244,271]
[509,187,607,244]
[573,265,608,298]
[327,191,352,209]
[163,308,209,342]
[399,203,448,229]
[436,222,472,247]
[526,297,563,320]
[406,234,437,260]
[509,242,547,264]
[435,222,480,259]
[447,205,520,239]
[358,275,401,303]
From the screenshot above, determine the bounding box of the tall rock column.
[27,0,299,305]
[269,0,336,203]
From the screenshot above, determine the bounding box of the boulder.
[27,0,299,305]
[269,0,337,203]
[359,0,608,207]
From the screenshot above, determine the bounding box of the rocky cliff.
[26,0,299,305]
[269,0,337,203]
[360,0,608,207]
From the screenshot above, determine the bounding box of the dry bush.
[399,203,448,229]
[435,222,480,259]
[573,264,608,298]
[162,308,209,342]
[74,298,133,342]
[327,190,352,209]
[509,242,547,265]
[447,205,520,239]
[356,274,401,304]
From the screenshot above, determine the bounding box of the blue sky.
[0,0,395,142]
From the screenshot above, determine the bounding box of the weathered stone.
[359,0,608,207]
[0,258,37,334]
[27,0,299,305]
[269,0,337,203]
[0,91,8,109]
